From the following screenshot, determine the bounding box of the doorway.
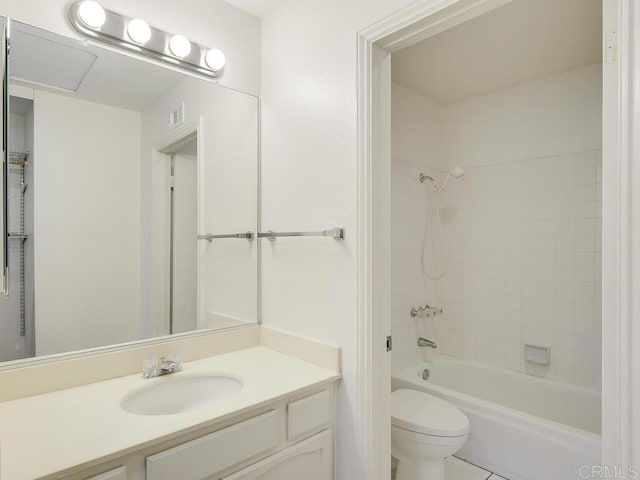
[169,137,198,334]
[154,122,202,337]
[357,0,631,478]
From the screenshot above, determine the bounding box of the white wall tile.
[391,81,601,390]
[407,151,603,389]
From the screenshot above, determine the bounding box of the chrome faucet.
[143,354,183,378]
[418,337,437,349]
[410,304,444,318]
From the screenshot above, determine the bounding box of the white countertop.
[0,346,340,480]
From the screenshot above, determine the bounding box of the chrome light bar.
[68,1,226,80]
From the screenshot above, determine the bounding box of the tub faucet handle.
[410,304,444,318]
[418,337,437,349]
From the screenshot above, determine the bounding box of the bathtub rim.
[392,359,602,441]
[421,356,602,398]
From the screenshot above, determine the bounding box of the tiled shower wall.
[390,82,444,375]
[391,157,442,373]
[436,151,602,389]
[390,66,602,390]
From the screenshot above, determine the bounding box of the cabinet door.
[223,430,332,480]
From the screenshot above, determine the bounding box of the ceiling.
[10,21,185,112]
[392,0,602,105]
[223,0,286,18]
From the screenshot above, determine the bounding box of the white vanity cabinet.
[58,384,336,480]
[145,411,280,480]
[222,430,332,480]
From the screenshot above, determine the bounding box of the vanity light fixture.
[169,34,192,58]
[68,1,225,79]
[127,18,151,45]
[77,1,106,29]
[205,49,226,72]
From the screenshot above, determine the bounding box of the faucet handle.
[168,352,183,371]
[142,357,159,378]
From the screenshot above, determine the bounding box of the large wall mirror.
[0,18,259,366]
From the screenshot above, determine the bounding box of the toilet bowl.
[391,389,469,480]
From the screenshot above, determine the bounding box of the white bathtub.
[392,358,601,480]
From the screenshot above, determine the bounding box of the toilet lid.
[391,389,469,437]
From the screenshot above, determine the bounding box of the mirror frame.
[2,18,9,297]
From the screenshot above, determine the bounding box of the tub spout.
[418,337,437,349]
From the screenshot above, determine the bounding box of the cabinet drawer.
[223,430,333,480]
[287,390,330,441]
[146,411,278,480]
[85,466,127,480]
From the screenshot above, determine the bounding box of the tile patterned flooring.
[445,456,508,480]
[392,456,510,480]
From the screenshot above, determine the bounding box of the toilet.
[391,389,470,480]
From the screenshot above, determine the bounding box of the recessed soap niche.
[524,343,551,366]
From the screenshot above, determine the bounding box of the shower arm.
[419,173,434,183]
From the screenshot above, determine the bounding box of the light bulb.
[205,49,226,71]
[78,1,106,29]
[127,19,151,44]
[169,35,191,58]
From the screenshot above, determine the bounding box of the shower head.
[439,166,465,191]
[449,166,465,178]
[419,166,464,192]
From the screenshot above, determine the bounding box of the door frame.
[153,119,204,336]
[356,0,639,477]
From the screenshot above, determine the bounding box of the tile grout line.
[453,455,506,480]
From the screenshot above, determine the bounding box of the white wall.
[34,91,142,355]
[442,64,602,167]
[0,0,261,96]
[260,2,415,479]
[391,83,444,170]
[390,65,603,390]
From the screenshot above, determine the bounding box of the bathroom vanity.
[0,8,343,480]
[0,329,340,480]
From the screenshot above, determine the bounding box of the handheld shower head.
[419,166,464,192]
[449,166,465,178]
[439,166,465,191]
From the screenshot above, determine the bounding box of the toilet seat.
[391,389,469,437]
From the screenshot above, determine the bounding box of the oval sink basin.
[121,373,243,415]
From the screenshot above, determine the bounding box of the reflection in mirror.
[0,19,259,364]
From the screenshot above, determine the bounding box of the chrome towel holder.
[198,232,254,241]
[258,228,344,241]
[196,228,345,242]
